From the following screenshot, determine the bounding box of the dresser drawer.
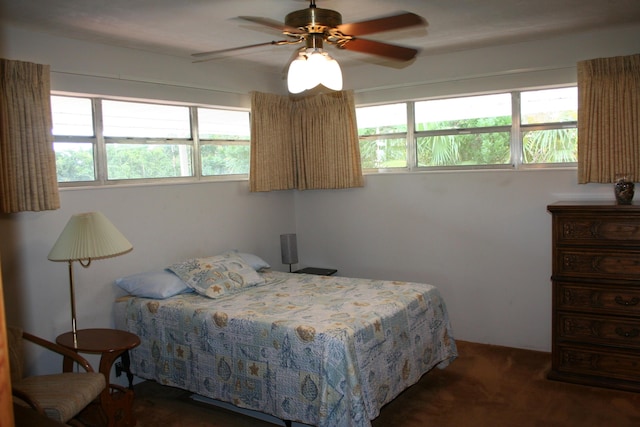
[557,312,640,349]
[555,248,640,280]
[555,343,640,386]
[554,281,640,316]
[555,215,640,246]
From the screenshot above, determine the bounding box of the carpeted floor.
[131,340,640,426]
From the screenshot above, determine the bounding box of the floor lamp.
[48,212,133,346]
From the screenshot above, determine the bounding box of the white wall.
[350,24,640,103]
[1,21,639,380]
[294,170,610,351]
[0,24,284,103]
[0,182,295,375]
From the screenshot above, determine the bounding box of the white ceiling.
[2,0,640,72]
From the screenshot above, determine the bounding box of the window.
[198,108,250,176]
[51,95,251,184]
[52,86,577,187]
[356,103,408,169]
[415,93,512,167]
[520,87,577,164]
[102,100,193,180]
[356,86,577,171]
[52,96,94,136]
[51,96,96,182]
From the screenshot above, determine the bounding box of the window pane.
[102,100,190,138]
[51,96,94,136]
[201,144,250,175]
[357,103,407,135]
[359,137,407,168]
[198,108,250,140]
[415,94,512,130]
[53,142,95,182]
[521,87,577,124]
[106,143,193,179]
[417,132,510,166]
[523,128,577,164]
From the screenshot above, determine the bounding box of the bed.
[114,253,457,427]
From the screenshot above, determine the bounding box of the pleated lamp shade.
[48,212,133,262]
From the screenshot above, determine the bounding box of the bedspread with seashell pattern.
[115,271,457,427]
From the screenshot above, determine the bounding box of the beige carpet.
[131,341,640,426]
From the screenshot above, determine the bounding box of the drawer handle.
[615,327,640,339]
[614,296,639,306]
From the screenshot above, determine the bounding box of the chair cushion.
[13,372,106,423]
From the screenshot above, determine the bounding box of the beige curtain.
[577,54,640,183]
[250,90,364,192]
[291,91,363,190]
[0,59,60,212]
[250,92,297,191]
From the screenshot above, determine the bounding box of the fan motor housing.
[285,7,342,33]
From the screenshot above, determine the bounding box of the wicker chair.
[8,326,106,426]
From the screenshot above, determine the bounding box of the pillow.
[168,253,265,299]
[115,269,192,299]
[226,250,271,271]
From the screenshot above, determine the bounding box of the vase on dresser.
[614,176,635,205]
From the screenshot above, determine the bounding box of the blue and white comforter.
[114,271,457,426]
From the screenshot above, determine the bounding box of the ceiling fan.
[192,0,427,92]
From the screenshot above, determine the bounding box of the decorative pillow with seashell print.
[168,253,265,299]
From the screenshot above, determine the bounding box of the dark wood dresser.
[548,201,640,392]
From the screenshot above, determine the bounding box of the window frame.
[356,86,578,174]
[52,94,252,187]
[196,107,251,177]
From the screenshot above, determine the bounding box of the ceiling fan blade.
[238,16,305,34]
[341,38,419,61]
[336,12,425,36]
[192,41,288,63]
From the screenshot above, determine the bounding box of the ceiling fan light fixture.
[321,54,342,91]
[287,52,309,93]
[287,48,342,94]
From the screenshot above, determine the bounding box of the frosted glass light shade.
[287,55,309,94]
[306,51,326,89]
[322,56,343,91]
[48,211,133,262]
[287,49,343,94]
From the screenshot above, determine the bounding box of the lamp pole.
[67,260,78,347]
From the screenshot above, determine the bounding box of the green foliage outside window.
[415,116,511,166]
[359,138,407,169]
[417,133,511,166]
[106,144,193,180]
[523,128,577,163]
[54,143,95,182]
[201,144,250,175]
